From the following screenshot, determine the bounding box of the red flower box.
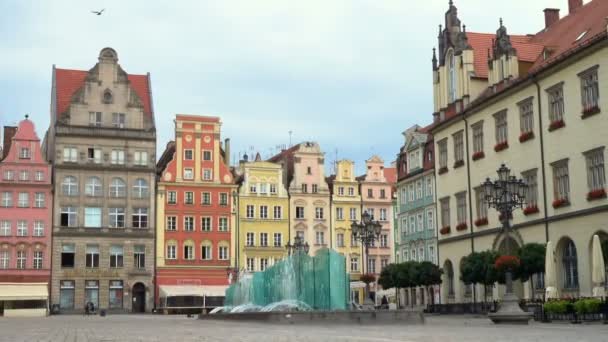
[438,166,448,175]
[519,131,534,143]
[552,198,569,208]
[453,160,465,168]
[440,226,451,235]
[474,217,488,227]
[494,141,509,152]
[581,106,600,119]
[587,189,607,201]
[523,205,539,215]
[472,151,485,161]
[495,255,520,272]
[548,119,565,131]
[456,223,468,231]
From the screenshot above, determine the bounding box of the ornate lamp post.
[483,163,532,324]
[351,211,382,306]
[285,235,310,256]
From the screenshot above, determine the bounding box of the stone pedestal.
[488,293,533,324]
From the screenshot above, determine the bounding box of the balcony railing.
[55,125,156,140]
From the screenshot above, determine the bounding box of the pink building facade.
[0,117,52,316]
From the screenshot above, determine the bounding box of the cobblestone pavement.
[1,315,608,342]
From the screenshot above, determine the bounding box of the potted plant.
[552,198,569,208]
[581,106,600,119]
[523,205,539,215]
[440,226,451,235]
[494,141,509,152]
[519,131,534,143]
[456,222,468,231]
[472,151,485,161]
[587,188,606,201]
[548,119,565,131]
[474,217,488,227]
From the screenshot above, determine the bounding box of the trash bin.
[51,304,60,315]
[100,309,106,317]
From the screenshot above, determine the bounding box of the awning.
[0,283,48,301]
[159,285,227,298]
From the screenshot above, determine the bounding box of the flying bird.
[91,9,105,16]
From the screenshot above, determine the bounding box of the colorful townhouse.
[155,115,237,313]
[235,153,290,272]
[269,142,331,256]
[0,117,53,317]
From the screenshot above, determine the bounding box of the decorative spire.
[432,48,438,70]
[25,114,29,119]
[438,24,443,37]
[462,24,466,33]
[499,17,503,27]
[449,0,454,6]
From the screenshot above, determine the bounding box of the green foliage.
[359,273,376,284]
[543,300,570,314]
[378,264,399,289]
[516,243,546,282]
[460,250,501,286]
[378,261,442,289]
[573,299,602,314]
[416,261,442,286]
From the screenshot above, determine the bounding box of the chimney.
[224,138,231,167]
[544,8,560,28]
[568,0,583,14]
[2,126,18,160]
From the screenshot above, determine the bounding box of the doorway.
[131,283,146,313]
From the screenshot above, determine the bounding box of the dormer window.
[574,30,588,43]
[19,148,31,159]
[103,89,113,104]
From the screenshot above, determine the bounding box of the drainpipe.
[463,115,476,306]
[533,77,550,242]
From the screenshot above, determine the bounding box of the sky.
[0,0,576,175]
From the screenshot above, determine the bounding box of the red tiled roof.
[384,167,397,184]
[54,68,152,118]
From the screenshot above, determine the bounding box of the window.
[380,234,388,248]
[494,110,508,144]
[203,150,212,161]
[109,245,124,268]
[201,217,211,231]
[260,183,267,194]
[315,231,325,245]
[218,246,228,260]
[579,66,599,112]
[584,148,605,192]
[469,122,483,156]
[349,208,357,220]
[368,208,375,220]
[183,243,194,260]
[19,170,29,181]
[132,208,148,228]
[0,250,9,269]
[0,221,10,236]
[59,280,75,309]
[203,169,212,180]
[416,182,423,199]
[302,184,308,193]
[519,98,534,134]
[562,240,579,289]
[307,167,312,175]
[1,192,12,207]
[270,184,277,194]
[475,188,488,219]
[453,131,464,163]
[87,148,101,164]
[348,187,354,196]
[296,206,304,219]
[17,221,27,236]
[350,257,359,272]
[88,111,102,126]
[337,233,345,247]
[109,178,126,198]
[246,205,255,219]
[522,170,538,208]
[19,147,31,159]
[247,258,255,272]
[219,193,228,206]
[84,207,102,228]
[61,244,75,267]
[260,233,268,247]
[109,280,123,309]
[62,176,78,196]
[134,151,148,166]
[86,245,100,268]
[438,139,448,169]
[184,191,194,205]
[184,168,194,180]
[273,206,282,219]
[166,243,177,259]
[166,216,177,231]
[296,231,305,240]
[428,246,435,263]
[380,208,387,221]
[3,170,14,180]
[246,232,255,246]
[456,192,467,225]
[85,280,99,309]
[273,233,282,247]
[380,189,386,199]
[368,189,373,198]
[312,184,318,193]
[427,178,433,197]
[315,207,324,220]
[250,184,257,193]
[200,192,211,205]
[336,207,344,220]
[381,258,389,270]
[35,171,44,181]
[111,150,125,165]
[219,217,228,231]
[201,244,212,260]
[440,198,450,228]
[61,207,77,227]
[85,177,102,197]
[547,83,565,123]
[409,216,415,233]
[134,245,145,269]
[411,249,417,261]
[184,150,194,160]
[168,191,177,204]
[417,213,423,231]
[552,160,570,202]
[184,216,195,231]
[63,147,78,162]
[109,208,125,228]
[260,205,268,219]
[18,192,29,207]
[338,187,344,196]
[351,233,360,247]
[368,258,376,274]
[112,112,126,128]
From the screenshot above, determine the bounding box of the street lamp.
[351,211,382,306]
[484,163,532,324]
[285,235,310,256]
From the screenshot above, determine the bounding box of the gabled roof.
[384,167,397,184]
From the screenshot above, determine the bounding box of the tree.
[378,264,400,307]
[516,243,546,293]
[460,250,501,302]
[415,261,442,305]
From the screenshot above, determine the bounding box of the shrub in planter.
[472,151,485,161]
[359,273,376,285]
[455,223,467,231]
[440,226,451,235]
[453,160,465,168]
[519,131,534,143]
[548,119,565,131]
[474,217,488,227]
[574,298,602,314]
[494,141,509,152]
[552,198,569,208]
[544,300,569,314]
[523,205,539,215]
[581,106,600,119]
[438,166,448,175]
[587,188,607,201]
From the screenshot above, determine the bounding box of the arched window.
[447,51,457,103]
[183,240,195,260]
[218,241,229,261]
[85,177,102,197]
[62,176,78,196]
[562,239,579,289]
[133,178,148,199]
[109,178,126,198]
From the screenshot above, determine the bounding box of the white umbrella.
[591,235,606,298]
[544,241,559,299]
